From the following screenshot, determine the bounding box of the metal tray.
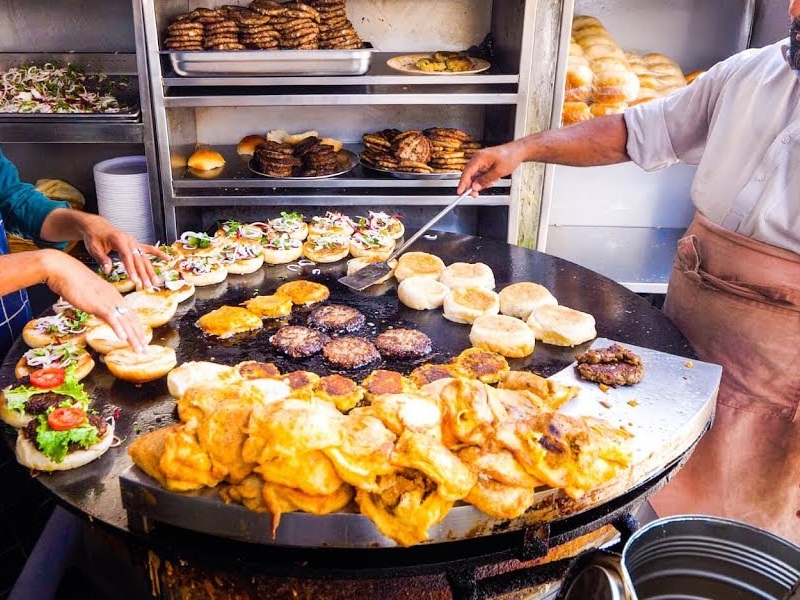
[360,159,462,180]
[165,46,375,77]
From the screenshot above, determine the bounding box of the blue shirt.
[0,147,69,359]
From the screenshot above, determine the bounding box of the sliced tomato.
[29,367,66,389]
[47,406,87,431]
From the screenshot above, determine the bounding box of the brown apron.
[650,211,800,544]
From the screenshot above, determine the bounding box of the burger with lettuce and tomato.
[0,365,89,427]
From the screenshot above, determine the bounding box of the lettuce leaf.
[3,367,89,415]
[34,415,100,463]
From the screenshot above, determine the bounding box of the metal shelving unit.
[136,0,538,242]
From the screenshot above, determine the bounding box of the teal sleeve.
[0,147,69,250]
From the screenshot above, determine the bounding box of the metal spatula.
[338,190,473,291]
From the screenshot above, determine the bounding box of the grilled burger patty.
[374,328,432,359]
[270,325,330,358]
[322,336,380,369]
[24,392,77,416]
[575,343,644,387]
[23,412,108,448]
[307,304,366,333]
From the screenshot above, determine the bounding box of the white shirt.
[624,39,800,255]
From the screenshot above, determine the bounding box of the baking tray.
[360,159,462,180]
[119,337,720,548]
[165,46,375,77]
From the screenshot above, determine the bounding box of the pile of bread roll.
[563,15,687,126]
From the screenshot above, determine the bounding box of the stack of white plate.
[93,156,156,245]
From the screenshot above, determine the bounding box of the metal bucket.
[560,516,800,600]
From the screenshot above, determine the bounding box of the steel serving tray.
[360,160,462,180]
[165,46,375,77]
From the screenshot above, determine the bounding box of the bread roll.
[685,70,705,85]
[86,322,154,354]
[34,179,85,209]
[565,39,594,102]
[261,233,304,265]
[349,232,395,260]
[438,262,495,290]
[105,345,177,383]
[175,256,228,287]
[237,134,266,156]
[394,252,446,282]
[397,276,450,310]
[498,282,558,321]
[167,361,237,399]
[346,257,398,285]
[284,130,319,146]
[187,148,225,171]
[22,314,89,349]
[150,270,196,303]
[590,102,627,117]
[219,244,265,275]
[320,138,344,153]
[302,235,351,263]
[15,344,95,381]
[123,290,179,328]
[442,287,500,324]
[15,420,114,472]
[197,306,263,338]
[526,304,597,347]
[469,314,536,358]
[562,101,593,126]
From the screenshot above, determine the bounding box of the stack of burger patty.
[252,137,340,177]
[360,128,483,174]
[163,1,362,51]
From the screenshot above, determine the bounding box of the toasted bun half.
[105,345,177,383]
[394,252,446,282]
[15,349,95,381]
[176,260,228,287]
[21,319,87,349]
[276,280,330,305]
[225,254,265,275]
[261,239,304,265]
[349,237,395,260]
[442,287,500,324]
[188,148,225,171]
[397,276,450,311]
[167,361,237,399]
[197,306,263,338]
[438,262,495,290]
[86,322,154,355]
[0,391,33,427]
[526,304,597,347]
[242,294,293,319]
[237,134,266,156]
[302,237,350,263]
[111,279,136,294]
[15,422,114,472]
[124,291,179,328]
[498,282,558,321]
[469,314,536,358]
[346,257,398,285]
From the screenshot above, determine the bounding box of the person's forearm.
[0,249,60,296]
[520,114,630,167]
[39,208,102,243]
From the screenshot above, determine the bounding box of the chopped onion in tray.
[0,62,130,114]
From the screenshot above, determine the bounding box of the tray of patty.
[249,137,358,179]
[162,3,374,76]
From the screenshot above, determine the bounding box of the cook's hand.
[457,140,527,197]
[84,218,168,289]
[42,250,148,352]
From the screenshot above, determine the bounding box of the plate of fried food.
[359,127,482,178]
[243,130,358,179]
[386,51,491,75]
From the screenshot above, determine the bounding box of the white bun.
[469,314,536,358]
[346,257,398,285]
[442,287,500,324]
[284,130,319,146]
[526,304,597,346]
[177,262,228,287]
[112,279,136,294]
[262,244,304,265]
[302,239,350,263]
[438,262,495,290]
[162,283,196,304]
[124,291,179,328]
[394,252,446,282]
[105,345,177,383]
[21,319,87,349]
[237,134,266,156]
[498,282,558,321]
[349,237,395,260]
[15,349,95,381]
[187,148,225,171]
[86,322,154,355]
[15,422,114,472]
[397,276,451,310]
[0,390,33,427]
[167,361,237,399]
[225,254,265,275]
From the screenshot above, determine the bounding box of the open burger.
[269,211,308,241]
[218,241,265,275]
[175,255,228,287]
[0,365,90,428]
[15,342,95,381]
[22,308,93,348]
[98,260,135,293]
[16,404,114,471]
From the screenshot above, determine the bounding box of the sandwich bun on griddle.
[348,232,395,260]
[498,282,558,321]
[105,344,177,383]
[397,275,450,310]
[187,148,225,171]
[167,361,237,399]
[21,313,93,349]
[302,235,350,263]
[438,262,495,290]
[261,234,304,265]
[123,290,179,328]
[175,256,228,287]
[346,256,398,285]
[393,252,446,282]
[442,287,500,324]
[469,314,536,358]
[14,344,95,381]
[526,304,597,347]
[15,419,115,472]
[86,322,154,355]
[237,134,267,156]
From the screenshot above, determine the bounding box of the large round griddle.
[0,231,705,549]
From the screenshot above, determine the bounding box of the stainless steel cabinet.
[136,0,542,242]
